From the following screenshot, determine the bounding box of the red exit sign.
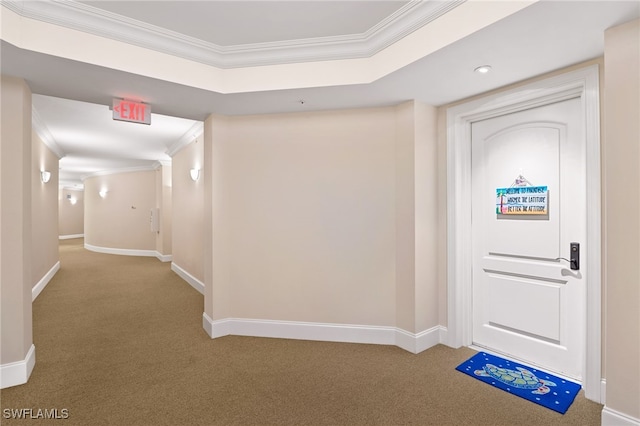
[112,99,151,125]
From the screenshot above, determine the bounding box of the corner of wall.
[0,345,35,390]
[601,407,640,426]
[32,261,60,300]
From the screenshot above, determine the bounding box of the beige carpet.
[1,239,603,425]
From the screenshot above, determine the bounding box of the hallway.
[0,239,604,425]
[2,239,206,423]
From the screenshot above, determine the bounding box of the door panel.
[483,125,560,259]
[472,98,585,379]
[486,272,562,341]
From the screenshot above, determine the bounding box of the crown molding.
[166,121,204,157]
[32,105,66,159]
[2,0,465,69]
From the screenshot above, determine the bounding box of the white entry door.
[471,97,585,380]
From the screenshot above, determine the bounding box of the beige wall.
[31,132,59,288]
[204,105,439,329]
[58,188,84,237]
[0,75,33,367]
[155,164,172,257]
[204,115,232,318]
[603,18,640,420]
[395,101,439,333]
[225,108,395,325]
[84,171,157,251]
[172,138,204,282]
[206,108,396,325]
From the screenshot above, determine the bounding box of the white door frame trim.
[445,65,602,403]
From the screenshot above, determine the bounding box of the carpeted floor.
[0,239,603,425]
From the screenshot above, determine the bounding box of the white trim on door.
[445,65,602,403]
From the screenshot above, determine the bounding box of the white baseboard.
[0,344,35,389]
[59,234,84,240]
[171,263,204,294]
[85,243,171,262]
[85,243,156,257]
[438,326,449,348]
[602,407,640,426]
[201,315,447,353]
[396,326,448,354]
[203,313,215,338]
[156,253,172,262]
[32,261,60,301]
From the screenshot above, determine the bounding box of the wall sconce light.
[40,170,51,183]
[69,197,77,205]
[190,168,200,181]
[99,190,108,198]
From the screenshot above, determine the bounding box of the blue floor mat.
[456,352,581,414]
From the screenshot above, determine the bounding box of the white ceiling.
[1,0,639,188]
[80,1,410,46]
[32,95,199,183]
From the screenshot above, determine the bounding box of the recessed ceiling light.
[474,65,492,74]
